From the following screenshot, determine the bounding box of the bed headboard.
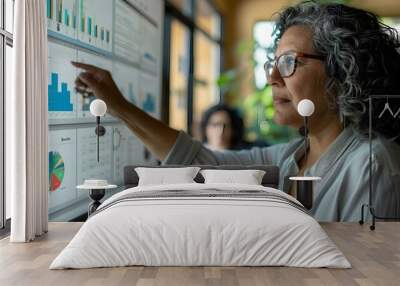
[123,165,280,189]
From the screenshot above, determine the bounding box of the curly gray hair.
[274,1,400,143]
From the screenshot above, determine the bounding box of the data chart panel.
[47,0,78,39]
[47,0,164,220]
[77,0,113,52]
[48,129,77,212]
[48,41,77,119]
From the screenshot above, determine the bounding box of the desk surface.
[0,222,399,286]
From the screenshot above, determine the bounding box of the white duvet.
[50,183,351,269]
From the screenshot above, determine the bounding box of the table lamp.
[297,99,315,164]
[77,99,117,216]
[90,99,107,162]
[289,99,321,210]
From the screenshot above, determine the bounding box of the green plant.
[243,84,298,145]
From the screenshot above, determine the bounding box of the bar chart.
[47,0,113,53]
[47,0,78,38]
[48,41,77,119]
[77,0,113,52]
[48,73,74,112]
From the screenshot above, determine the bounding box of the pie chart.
[49,151,65,192]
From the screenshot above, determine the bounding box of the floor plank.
[0,222,399,286]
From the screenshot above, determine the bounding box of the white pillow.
[200,169,266,185]
[135,167,201,186]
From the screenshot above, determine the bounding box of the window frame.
[253,20,276,91]
[163,0,222,135]
[0,0,14,233]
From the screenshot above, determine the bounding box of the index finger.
[71,61,104,73]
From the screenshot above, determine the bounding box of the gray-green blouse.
[162,126,400,222]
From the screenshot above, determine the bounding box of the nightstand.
[77,180,118,216]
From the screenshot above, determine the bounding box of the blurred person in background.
[200,104,267,151]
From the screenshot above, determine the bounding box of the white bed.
[50,183,350,269]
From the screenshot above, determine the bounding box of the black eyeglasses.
[264,51,324,83]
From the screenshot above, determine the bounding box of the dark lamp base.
[88,189,105,216]
[296,180,313,210]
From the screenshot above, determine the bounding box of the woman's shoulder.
[350,130,400,173]
[256,137,303,154]
[372,135,400,173]
[247,137,303,165]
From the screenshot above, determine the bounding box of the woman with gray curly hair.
[73,1,400,221]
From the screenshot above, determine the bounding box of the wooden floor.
[0,222,399,286]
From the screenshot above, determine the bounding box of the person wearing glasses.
[200,104,243,151]
[200,104,267,151]
[72,1,400,221]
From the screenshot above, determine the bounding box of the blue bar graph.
[88,17,92,35]
[64,9,69,26]
[143,94,155,113]
[57,0,62,23]
[128,83,136,104]
[48,73,74,112]
[47,0,52,19]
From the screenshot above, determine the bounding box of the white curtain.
[7,0,48,242]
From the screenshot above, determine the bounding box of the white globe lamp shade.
[297,99,315,117]
[90,99,107,117]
